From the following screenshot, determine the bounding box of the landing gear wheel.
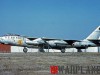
[77,49,82,52]
[61,49,65,53]
[23,47,28,53]
[38,48,45,52]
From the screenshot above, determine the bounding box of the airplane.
[0,26,99,53]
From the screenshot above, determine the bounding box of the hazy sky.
[0,0,100,40]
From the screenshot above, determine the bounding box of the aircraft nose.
[0,37,4,43]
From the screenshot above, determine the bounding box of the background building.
[0,44,99,53]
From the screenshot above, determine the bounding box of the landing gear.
[77,49,82,52]
[61,49,65,53]
[38,47,45,52]
[23,47,28,53]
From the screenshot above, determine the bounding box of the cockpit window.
[18,36,21,39]
[13,37,14,39]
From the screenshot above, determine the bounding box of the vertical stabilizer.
[86,26,100,40]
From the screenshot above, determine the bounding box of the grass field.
[0,52,100,75]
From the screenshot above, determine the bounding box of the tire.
[77,49,82,52]
[39,48,45,52]
[61,49,65,53]
[23,47,28,53]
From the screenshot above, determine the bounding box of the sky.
[0,0,100,40]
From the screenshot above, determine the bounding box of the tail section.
[85,26,100,40]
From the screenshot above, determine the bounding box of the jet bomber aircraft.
[0,26,100,53]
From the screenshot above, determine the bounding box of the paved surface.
[0,52,100,75]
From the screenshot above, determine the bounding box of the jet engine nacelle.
[25,38,45,45]
[47,40,67,47]
[72,41,93,47]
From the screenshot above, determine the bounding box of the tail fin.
[85,26,100,40]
